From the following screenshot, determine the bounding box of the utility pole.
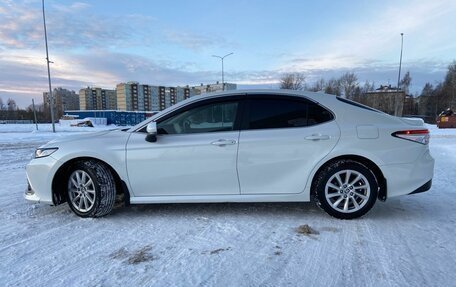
[395,33,404,117]
[397,33,404,91]
[212,53,233,91]
[42,0,55,132]
[32,99,38,130]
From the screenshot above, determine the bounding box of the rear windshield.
[336,97,382,113]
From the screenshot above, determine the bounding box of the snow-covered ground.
[1,124,455,286]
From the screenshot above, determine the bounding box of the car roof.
[195,89,333,99]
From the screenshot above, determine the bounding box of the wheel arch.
[310,155,387,201]
[51,157,130,206]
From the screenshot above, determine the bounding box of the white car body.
[25,90,434,218]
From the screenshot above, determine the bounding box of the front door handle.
[211,139,237,146]
[305,134,330,141]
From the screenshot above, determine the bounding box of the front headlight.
[35,147,58,158]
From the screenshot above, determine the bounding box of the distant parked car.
[25,90,434,219]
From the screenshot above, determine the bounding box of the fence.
[64,110,157,126]
[0,120,33,124]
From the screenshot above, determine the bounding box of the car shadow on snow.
[24,193,445,221]
[109,201,322,219]
[105,195,443,221]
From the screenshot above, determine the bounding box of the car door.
[126,97,243,197]
[237,94,340,194]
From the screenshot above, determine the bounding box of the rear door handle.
[211,139,237,146]
[305,134,330,141]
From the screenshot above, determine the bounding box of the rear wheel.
[66,160,116,217]
[314,160,378,219]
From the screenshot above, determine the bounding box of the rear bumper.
[409,179,432,195]
[381,149,434,198]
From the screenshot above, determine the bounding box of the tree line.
[416,63,456,117]
[0,97,52,122]
[280,71,411,100]
[280,61,456,120]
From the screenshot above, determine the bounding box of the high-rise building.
[43,87,79,118]
[117,82,158,111]
[176,86,192,102]
[117,82,195,111]
[74,81,235,113]
[79,87,116,110]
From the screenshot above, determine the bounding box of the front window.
[157,101,238,134]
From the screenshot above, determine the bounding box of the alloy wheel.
[324,169,371,213]
[67,170,96,213]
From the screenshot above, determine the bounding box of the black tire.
[314,160,378,219]
[66,160,116,218]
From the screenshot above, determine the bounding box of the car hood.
[40,129,123,148]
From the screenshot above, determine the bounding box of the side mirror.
[145,122,157,142]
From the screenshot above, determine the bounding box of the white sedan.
[25,90,434,219]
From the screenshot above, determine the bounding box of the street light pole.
[32,99,38,131]
[212,52,233,91]
[397,33,404,92]
[42,0,55,133]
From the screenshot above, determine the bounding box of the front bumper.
[25,155,59,205]
[24,180,41,203]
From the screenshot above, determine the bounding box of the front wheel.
[314,160,378,219]
[66,160,116,217]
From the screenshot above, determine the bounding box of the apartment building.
[43,87,79,118]
[76,81,236,113]
[79,87,117,110]
[117,82,195,111]
[116,82,153,111]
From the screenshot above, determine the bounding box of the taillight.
[392,129,430,145]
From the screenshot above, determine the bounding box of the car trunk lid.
[400,117,425,127]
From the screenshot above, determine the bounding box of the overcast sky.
[1,0,455,108]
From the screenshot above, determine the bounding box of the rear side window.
[336,97,381,113]
[247,98,333,130]
[308,103,333,125]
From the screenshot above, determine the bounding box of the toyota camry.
[25,90,435,219]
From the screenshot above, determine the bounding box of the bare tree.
[339,72,358,100]
[307,78,326,92]
[0,97,4,110]
[362,81,375,93]
[280,73,305,90]
[7,98,17,111]
[324,78,341,96]
[421,83,434,97]
[400,71,412,94]
[352,86,363,102]
[443,61,456,109]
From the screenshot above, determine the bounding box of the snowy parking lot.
[1,124,455,286]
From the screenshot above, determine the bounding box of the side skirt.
[129,193,310,204]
